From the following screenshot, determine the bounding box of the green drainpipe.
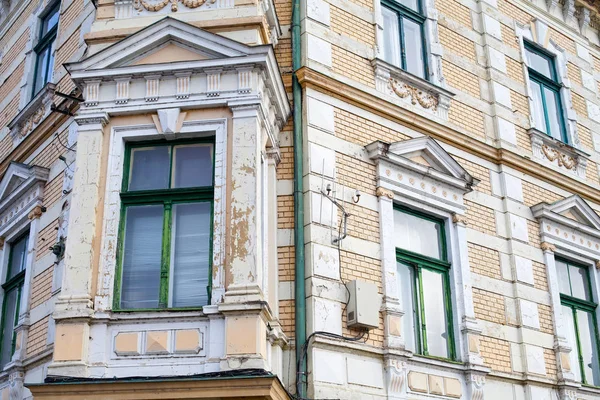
[291,0,306,396]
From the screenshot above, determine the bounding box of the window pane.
[382,7,401,68]
[121,205,164,309]
[8,235,28,280]
[422,269,449,358]
[576,310,600,386]
[555,259,571,296]
[172,144,213,188]
[396,0,419,12]
[170,202,211,307]
[394,209,443,259]
[403,18,425,79]
[34,46,50,95]
[569,264,592,301]
[530,81,547,133]
[562,305,581,382]
[525,47,553,80]
[543,87,563,141]
[128,146,170,191]
[0,288,18,368]
[397,261,417,352]
[42,6,60,36]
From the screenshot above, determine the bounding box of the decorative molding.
[540,242,557,252]
[115,78,131,104]
[386,359,406,394]
[372,58,454,120]
[8,84,55,142]
[75,113,110,127]
[529,128,588,178]
[466,374,485,400]
[176,73,191,99]
[84,80,100,107]
[27,205,43,220]
[376,186,394,199]
[238,68,253,94]
[452,213,468,226]
[133,0,216,12]
[206,70,221,97]
[145,76,160,102]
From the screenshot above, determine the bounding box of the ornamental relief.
[389,78,439,111]
[133,0,215,12]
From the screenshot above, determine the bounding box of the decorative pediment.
[0,163,49,235]
[366,137,476,213]
[531,195,600,257]
[66,17,290,130]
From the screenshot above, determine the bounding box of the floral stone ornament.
[133,0,216,12]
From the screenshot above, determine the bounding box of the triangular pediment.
[366,137,476,190]
[65,17,270,72]
[532,195,600,230]
[0,163,49,205]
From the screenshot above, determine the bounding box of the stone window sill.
[529,128,590,178]
[372,58,454,119]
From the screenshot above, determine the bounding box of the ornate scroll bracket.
[372,58,454,120]
[529,128,588,178]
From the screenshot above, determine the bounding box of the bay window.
[557,258,600,386]
[114,140,214,310]
[525,42,567,143]
[382,0,427,79]
[0,233,28,369]
[394,206,455,359]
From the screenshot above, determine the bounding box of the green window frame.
[394,205,456,360]
[381,0,428,80]
[524,42,568,143]
[557,258,600,386]
[0,233,29,369]
[113,139,215,311]
[32,3,60,96]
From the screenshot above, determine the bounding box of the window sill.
[372,58,454,120]
[408,353,466,372]
[93,305,219,321]
[529,128,589,178]
[7,83,56,143]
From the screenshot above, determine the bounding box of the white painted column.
[224,103,263,303]
[376,187,403,349]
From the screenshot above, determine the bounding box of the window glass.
[577,309,600,386]
[530,81,547,133]
[41,5,60,36]
[397,261,417,352]
[172,144,213,188]
[120,205,164,309]
[543,87,563,141]
[422,268,449,358]
[556,259,571,296]
[33,46,51,95]
[382,7,401,68]
[394,208,443,259]
[128,147,171,191]
[0,288,18,368]
[525,47,553,80]
[569,264,592,302]
[170,202,211,307]
[396,0,419,12]
[8,235,28,280]
[563,306,581,382]
[403,18,425,79]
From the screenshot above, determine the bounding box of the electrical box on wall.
[346,280,381,330]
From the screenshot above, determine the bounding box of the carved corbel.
[0,236,5,250]
[376,187,394,199]
[386,359,407,394]
[452,213,468,226]
[540,242,556,252]
[578,6,591,32]
[466,374,486,400]
[563,0,577,26]
[27,205,43,220]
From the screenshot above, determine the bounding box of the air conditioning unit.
[346,280,380,330]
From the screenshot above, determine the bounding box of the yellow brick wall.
[533,261,548,291]
[468,243,501,279]
[527,220,541,247]
[435,0,472,26]
[30,266,54,309]
[26,316,49,357]
[443,60,481,99]
[35,219,59,261]
[480,336,512,373]
[0,28,29,76]
[448,101,485,138]
[501,24,519,49]
[545,348,558,379]
[60,0,84,30]
[473,288,506,324]
[331,46,376,88]
[0,60,24,101]
[277,195,294,229]
[277,146,294,181]
[511,90,530,119]
[497,0,532,24]
[439,25,476,62]
[453,156,492,195]
[464,200,496,235]
[344,203,379,242]
[516,125,532,153]
[506,56,525,85]
[330,6,375,46]
[0,1,38,49]
[279,299,295,338]
[336,153,377,196]
[538,304,553,335]
[334,108,410,145]
[567,63,582,87]
[571,93,587,119]
[278,246,294,282]
[522,181,562,206]
[43,175,65,210]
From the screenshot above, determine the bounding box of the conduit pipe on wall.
[291,0,306,395]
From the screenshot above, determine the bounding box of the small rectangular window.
[556,258,600,386]
[382,0,427,80]
[116,140,214,310]
[394,206,454,360]
[525,42,566,143]
[0,233,29,369]
[32,3,60,96]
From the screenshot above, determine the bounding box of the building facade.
[1,0,600,398]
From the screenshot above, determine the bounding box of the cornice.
[296,67,600,205]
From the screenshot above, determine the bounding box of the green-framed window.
[114,139,215,310]
[32,3,60,96]
[381,0,428,80]
[557,258,600,386]
[394,206,455,360]
[525,42,567,143]
[0,233,28,369]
